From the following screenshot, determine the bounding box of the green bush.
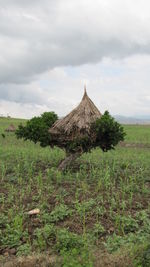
[0,214,25,249]
[16,112,58,147]
[49,204,72,223]
[55,228,84,251]
[65,111,125,153]
[16,243,32,256]
[93,111,126,152]
[16,110,125,155]
[139,244,150,267]
[33,224,56,251]
[61,247,93,267]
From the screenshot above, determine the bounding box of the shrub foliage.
[93,111,126,152]
[16,111,125,153]
[65,111,126,153]
[16,112,58,147]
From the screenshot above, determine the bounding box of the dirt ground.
[0,250,133,267]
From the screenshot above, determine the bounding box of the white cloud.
[0,0,150,117]
[1,55,150,118]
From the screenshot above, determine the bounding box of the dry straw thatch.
[5,124,16,132]
[49,87,101,145]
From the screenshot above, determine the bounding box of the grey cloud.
[0,85,47,104]
[0,0,150,84]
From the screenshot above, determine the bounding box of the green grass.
[0,117,26,132]
[0,117,150,267]
[124,125,150,143]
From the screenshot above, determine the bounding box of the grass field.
[124,125,150,144]
[0,118,150,267]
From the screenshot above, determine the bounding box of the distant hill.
[114,115,150,124]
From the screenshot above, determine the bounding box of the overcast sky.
[0,0,150,118]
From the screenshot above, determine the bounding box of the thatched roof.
[5,124,16,132]
[49,87,101,143]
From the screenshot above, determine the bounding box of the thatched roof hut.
[5,124,16,132]
[49,87,101,145]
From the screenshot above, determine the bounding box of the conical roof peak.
[49,86,102,141]
[82,84,87,99]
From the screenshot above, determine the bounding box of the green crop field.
[0,117,150,267]
[124,125,150,144]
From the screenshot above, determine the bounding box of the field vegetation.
[0,118,150,266]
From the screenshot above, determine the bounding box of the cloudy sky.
[0,0,150,118]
